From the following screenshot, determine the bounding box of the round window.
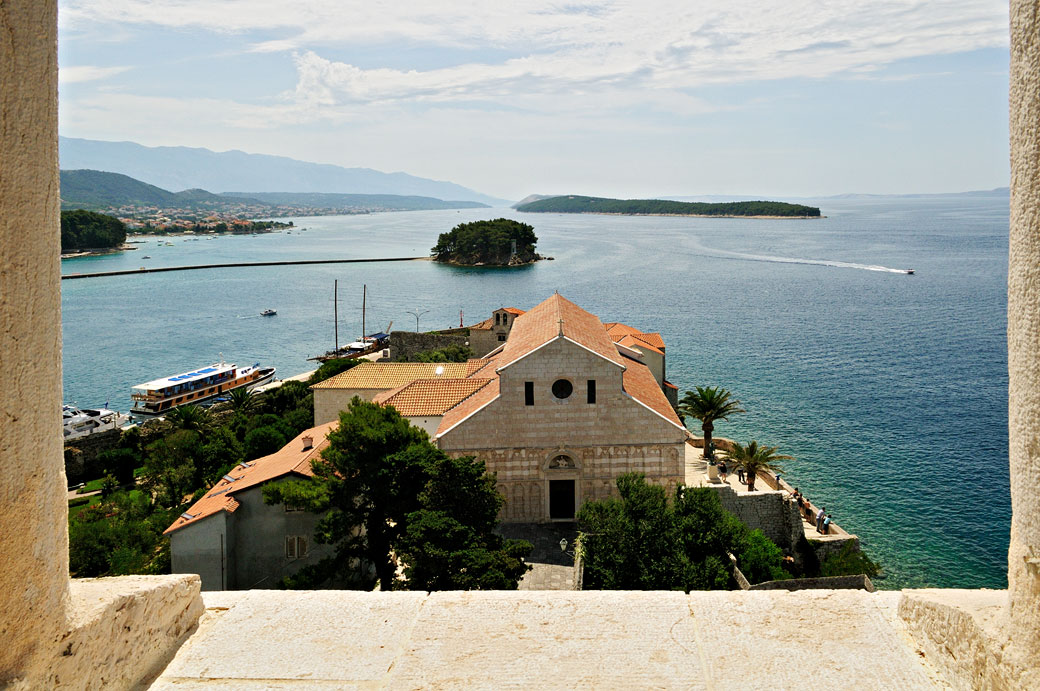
[551,379,573,399]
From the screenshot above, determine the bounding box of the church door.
[549,479,575,520]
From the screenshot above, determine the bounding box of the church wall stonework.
[438,338,685,521]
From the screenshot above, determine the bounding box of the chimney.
[301,435,313,450]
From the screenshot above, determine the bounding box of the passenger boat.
[63,404,129,440]
[131,362,276,416]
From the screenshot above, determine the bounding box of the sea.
[61,195,1011,590]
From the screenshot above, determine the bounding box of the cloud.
[59,65,131,83]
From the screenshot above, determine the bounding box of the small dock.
[61,256,429,280]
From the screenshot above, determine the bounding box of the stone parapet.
[150,589,945,688]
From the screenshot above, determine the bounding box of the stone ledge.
[898,589,1024,690]
[38,575,203,690]
[152,589,945,689]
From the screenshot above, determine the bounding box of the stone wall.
[749,574,875,592]
[388,330,470,360]
[706,484,805,551]
[63,429,121,484]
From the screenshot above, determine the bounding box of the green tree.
[578,474,787,590]
[678,386,745,460]
[227,386,260,415]
[244,425,288,459]
[724,440,792,491]
[308,358,363,385]
[398,452,530,590]
[141,430,199,509]
[431,218,538,265]
[263,398,528,591]
[165,404,210,432]
[60,209,127,251]
[411,345,475,363]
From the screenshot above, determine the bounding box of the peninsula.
[432,218,541,266]
[515,195,821,217]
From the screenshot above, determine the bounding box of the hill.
[59,170,263,210]
[224,192,488,211]
[59,137,506,206]
[515,195,821,217]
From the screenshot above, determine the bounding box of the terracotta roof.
[618,334,664,355]
[465,358,497,377]
[163,422,337,534]
[435,377,501,437]
[500,307,525,315]
[604,322,666,350]
[497,294,626,370]
[373,378,494,417]
[469,317,494,330]
[310,362,469,390]
[621,357,683,428]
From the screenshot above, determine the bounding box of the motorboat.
[261,309,277,317]
[63,404,129,441]
[906,269,915,275]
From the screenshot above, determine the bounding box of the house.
[164,423,338,590]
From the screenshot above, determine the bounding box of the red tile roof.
[500,307,525,315]
[372,378,495,417]
[497,293,626,370]
[311,362,469,390]
[604,322,666,350]
[617,334,664,355]
[469,317,494,330]
[621,356,683,427]
[436,377,501,436]
[163,422,337,534]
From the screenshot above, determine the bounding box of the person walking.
[737,466,745,484]
[816,506,826,533]
[718,459,728,483]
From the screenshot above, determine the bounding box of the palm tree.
[725,441,793,491]
[165,404,210,432]
[678,386,745,460]
[227,386,259,415]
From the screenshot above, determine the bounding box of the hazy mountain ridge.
[59,137,507,206]
[59,169,261,210]
[224,191,488,210]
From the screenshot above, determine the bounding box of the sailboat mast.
[362,284,367,342]
[334,279,339,353]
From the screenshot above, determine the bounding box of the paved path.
[498,522,578,590]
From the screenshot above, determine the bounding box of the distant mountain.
[225,192,487,211]
[59,136,507,206]
[59,169,261,210]
[823,187,1010,199]
[512,194,560,208]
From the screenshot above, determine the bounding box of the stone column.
[1008,0,1040,677]
[0,0,70,683]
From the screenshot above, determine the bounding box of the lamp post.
[406,308,430,332]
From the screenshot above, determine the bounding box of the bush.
[818,542,881,578]
[308,358,363,385]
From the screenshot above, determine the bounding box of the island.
[432,218,541,266]
[515,195,821,217]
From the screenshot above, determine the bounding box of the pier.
[61,256,429,280]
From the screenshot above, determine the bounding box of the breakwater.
[61,256,428,280]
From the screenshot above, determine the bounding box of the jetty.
[61,256,428,280]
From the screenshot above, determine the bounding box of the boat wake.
[687,240,913,274]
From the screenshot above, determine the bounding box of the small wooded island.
[61,209,127,253]
[432,218,542,266]
[515,195,821,217]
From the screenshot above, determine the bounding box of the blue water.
[61,196,1011,590]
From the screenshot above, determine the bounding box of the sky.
[57,1,1011,201]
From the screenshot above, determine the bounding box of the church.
[317,292,689,522]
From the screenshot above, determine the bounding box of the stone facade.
[437,336,686,522]
[705,483,806,550]
[388,330,469,360]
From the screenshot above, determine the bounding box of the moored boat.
[131,361,276,416]
[63,404,129,441]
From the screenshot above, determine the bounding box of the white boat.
[260,309,277,316]
[131,361,276,416]
[63,404,129,441]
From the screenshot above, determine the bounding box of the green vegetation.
[67,379,317,578]
[432,218,539,266]
[678,386,745,460]
[515,195,821,217]
[263,398,531,591]
[60,209,126,251]
[406,345,475,363]
[817,541,882,579]
[724,440,793,491]
[578,474,788,590]
[307,358,364,385]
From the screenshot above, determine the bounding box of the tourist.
[823,514,832,535]
[816,506,826,533]
[737,466,745,484]
[718,459,728,483]
[775,472,782,489]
